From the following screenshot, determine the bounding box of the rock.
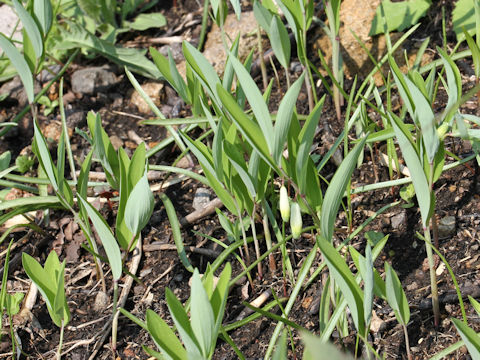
[129,81,164,114]
[192,187,211,211]
[71,67,117,95]
[36,65,62,83]
[176,11,262,78]
[109,135,124,151]
[93,291,109,312]
[0,4,22,44]
[313,0,433,85]
[437,216,456,238]
[0,76,41,107]
[391,210,406,229]
[42,121,73,142]
[65,110,86,128]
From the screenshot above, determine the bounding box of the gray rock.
[438,215,456,238]
[36,64,62,83]
[192,187,211,211]
[0,76,41,107]
[71,67,117,95]
[391,210,406,229]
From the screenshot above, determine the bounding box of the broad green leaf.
[229,0,241,19]
[469,296,480,317]
[128,13,166,31]
[57,24,161,79]
[464,28,480,78]
[438,47,462,118]
[369,0,431,36]
[33,119,58,191]
[296,96,325,192]
[224,143,256,199]
[77,150,93,224]
[146,309,187,360]
[349,246,386,299]
[34,0,53,36]
[229,56,274,151]
[0,151,11,171]
[216,84,278,173]
[125,174,154,238]
[452,317,480,358]
[317,237,365,335]
[272,331,287,360]
[128,142,146,191]
[385,262,410,325]
[403,75,438,164]
[160,193,194,272]
[0,195,60,212]
[302,331,355,360]
[272,73,304,165]
[0,34,34,103]
[269,16,291,70]
[452,0,476,40]
[320,135,367,242]
[12,0,43,58]
[190,270,215,357]
[253,0,273,31]
[53,260,70,326]
[389,112,432,226]
[78,196,122,280]
[165,288,202,356]
[5,293,24,316]
[210,263,231,330]
[22,253,56,311]
[361,245,374,327]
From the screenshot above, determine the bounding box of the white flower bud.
[290,202,302,239]
[279,186,290,222]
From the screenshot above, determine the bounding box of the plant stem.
[424,224,440,327]
[111,280,119,357]
[262,204,276,272]
[59,78,77,182]
[257,25,268,91]
[403,324,412,360]
[57,320,65,360]
[250,209,263,279]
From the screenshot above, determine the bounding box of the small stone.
[109,135,123,151]
[406,282,418,291]
[436,262,445,276]
[93,291,109,312]
[437,216,456,238]
[176,156,191,169]
[71,67,117,95]
[130,82,164,114]
[192,187,211,211]
[391,210,406,229]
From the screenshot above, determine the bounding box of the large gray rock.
[71,67,117,95]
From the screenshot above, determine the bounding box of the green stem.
[250,208,263,279]
[57,320,65,360]
[262,204,276,272]
[59,78,77,182]
[111,281,119,356]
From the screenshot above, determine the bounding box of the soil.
[1,1,480,359]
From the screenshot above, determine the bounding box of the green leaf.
[302,331,355,360]
[469,296,480,317]
[385,262,410,325]
[437,47,462,118]
[369,0,431,36]
[361,245,374,327]
[33,119,58,191]
[165,287,202,356]
[146,309,187,360]
[34,0,53,36]
[452,0,476,40]
[124,174,154,238]
[269,16,291,70]
[320,135,367,242]
[272,73,304,165]
[452,317,480,358]
[0,34,34,103]
[216,84,277,173]
[53,260,70,326]
[190,270,215,357]
[5,292,24,316]
[464,28,480,79]
[128,13,166,31]
[0,152,11,171]
[253,0,273,31]
[12,0,43,58]
[229,56,274,151]
[317,237,365,335]
[78,196,122,280]
[159,193,194,272]
[128,142,146,191]
[389,112,432,226]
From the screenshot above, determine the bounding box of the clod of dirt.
[93,291,110,312]
[129,81,164,114]
[71,66,118,95]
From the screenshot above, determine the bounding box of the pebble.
[391,210,406,229]
[71,66,117,95]
[129,81,164,114]
[192,187,211,211]
[437,216,456,238]
[109,135,124,151]
[93,291,109,312]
